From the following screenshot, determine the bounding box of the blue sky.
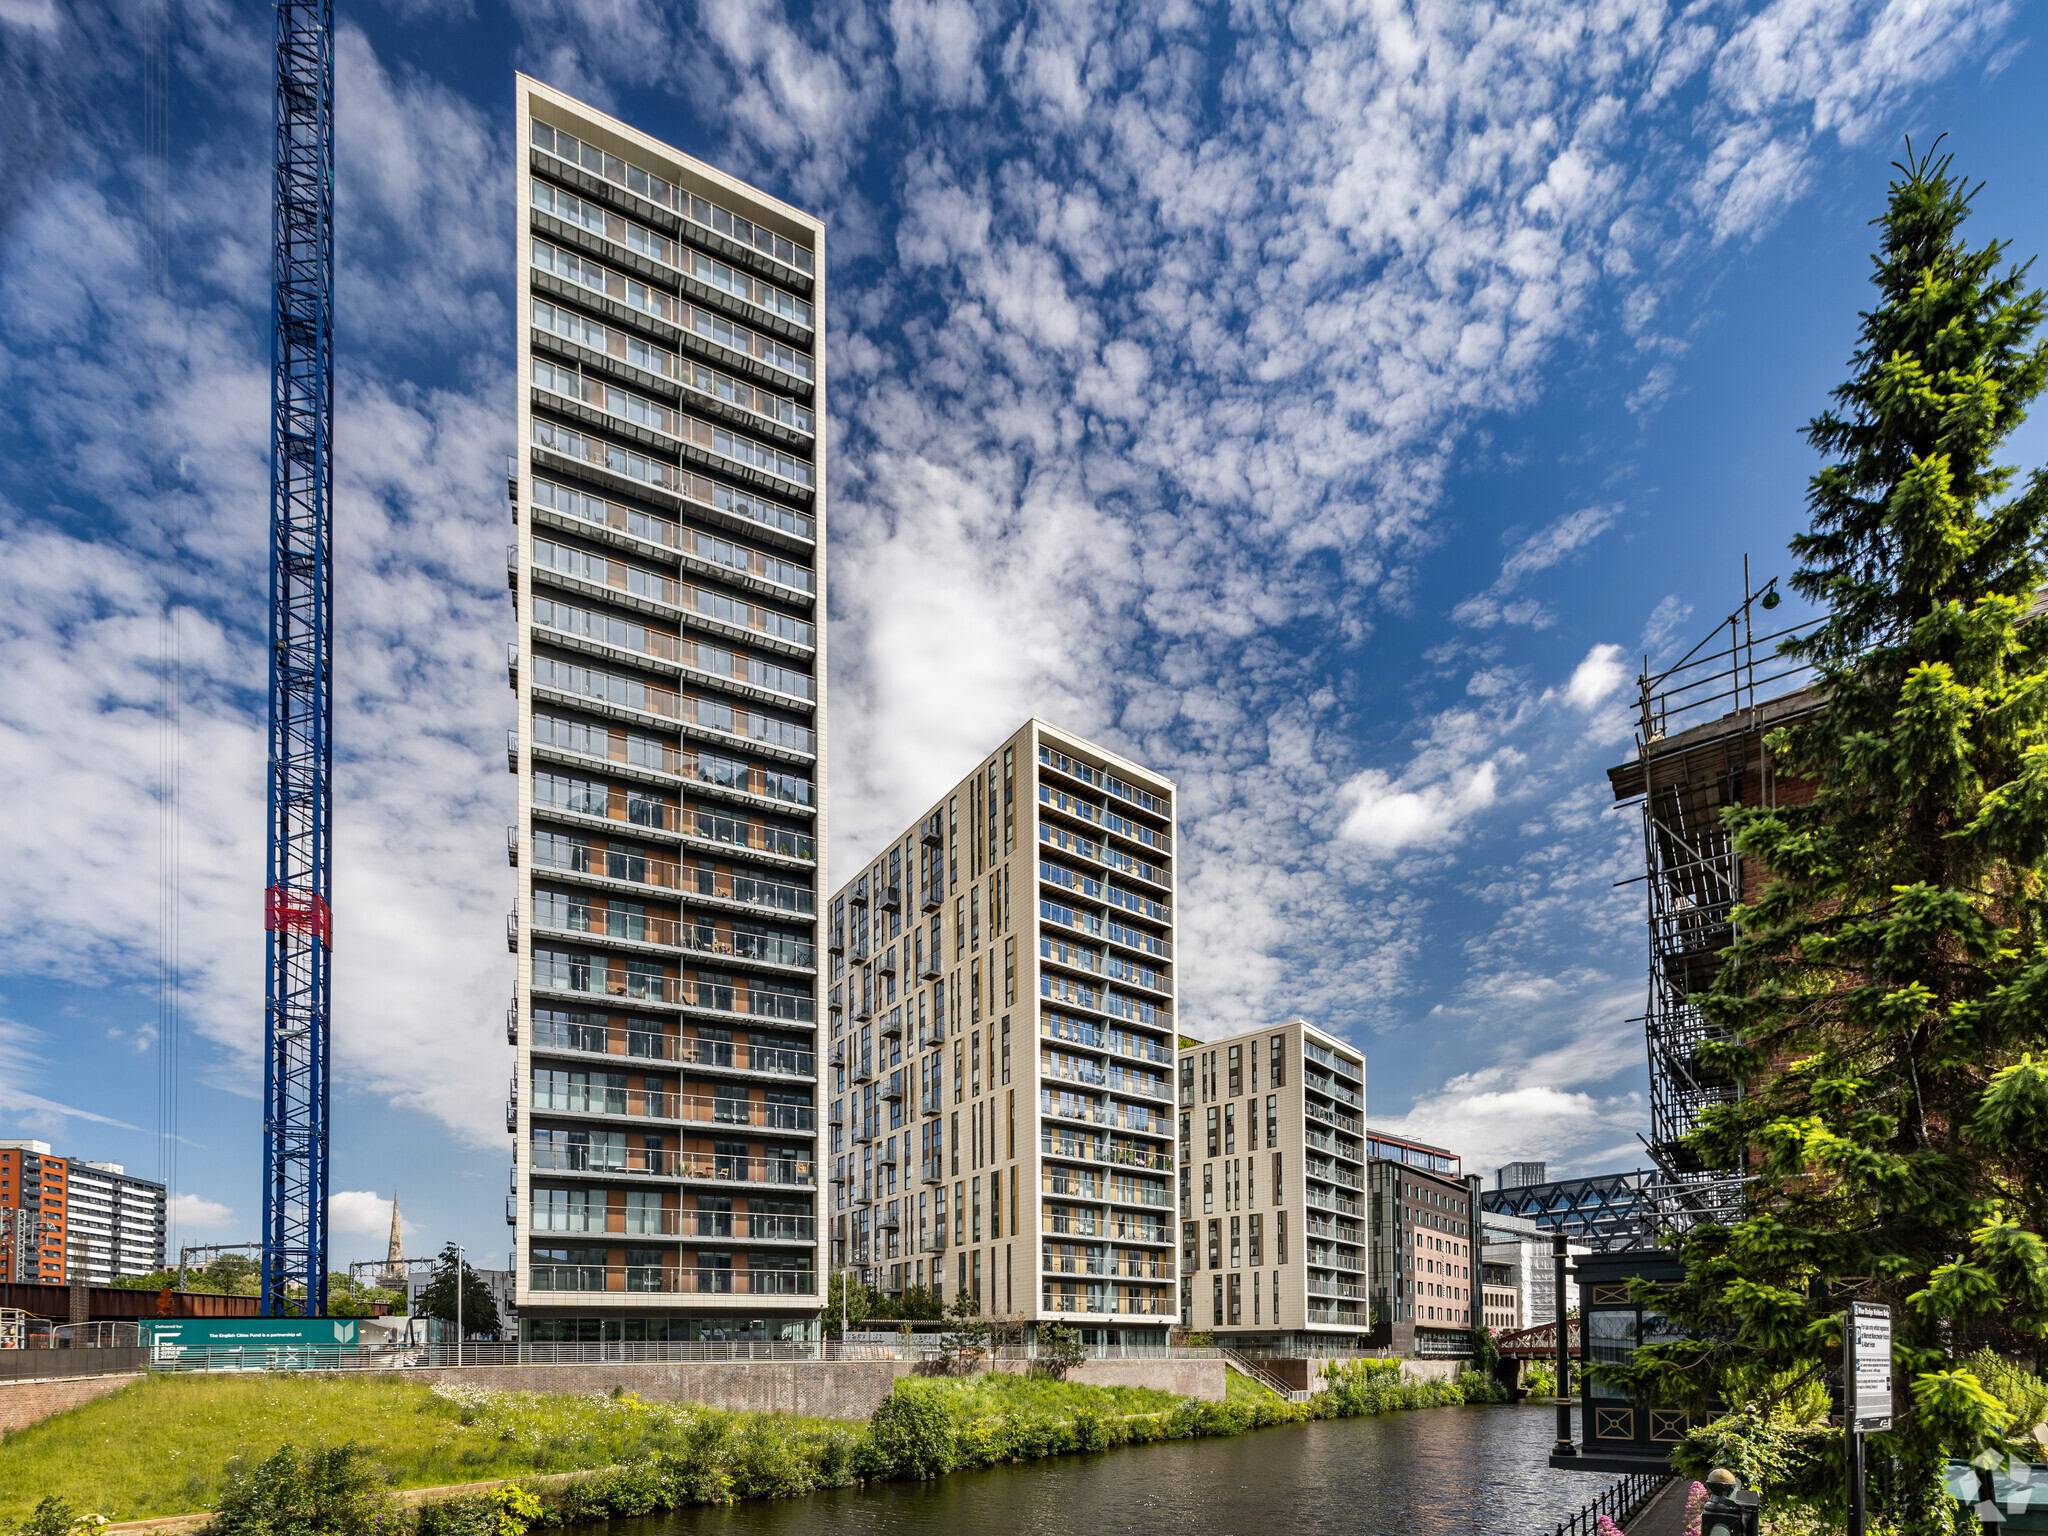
[0,0,2043,1268]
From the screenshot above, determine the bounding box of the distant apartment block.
[1176,1020,1368,1345]
[1496,1160,1546,1189]
[0,1142,165,1284]
[1480,1258,1520,1333]
[505,77,827,1344]
[829,721,1178,1343]
[1480,1207,1583,1330]
[1366,1131,1481,1357]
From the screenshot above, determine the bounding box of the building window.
[1266,1094,1277,1149]
[1203,1164,1213,1214]
[1227,1044,1240,1097]
[1273,1152,1283,1205]
[1206,1107,1219,1157]
[1277,1209,1287,1266]
[1249,1213,1262,1267]
[1224,1104,1235,1156]
[1212,1274,1223,1326]
[1270,1034,1285,1087]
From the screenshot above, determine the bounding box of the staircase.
[1221,1348,1315,1403]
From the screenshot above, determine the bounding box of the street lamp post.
[1552,1232,1575,1458]
[455,1243,463,1369]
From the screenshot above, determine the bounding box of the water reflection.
[612,1403,1606,1536]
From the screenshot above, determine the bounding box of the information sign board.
[1849,1302,1892,1432]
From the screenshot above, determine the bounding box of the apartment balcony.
[1304,1218,1363,1243]
[529,1086,814,1132]
[1041,1255,1173,1281]
[828,1100,843,1127]
[1305,1101,1364,1136]
[876,948,897,977]
[506,1195,517,1226]
[506,908,519,953]
[881,1075,903,1102]
[878,882,901,913]
[828,1040,846,1069]
[507,728,519,773]
[853,999,874,1023]
[526,900,816,974]
[527,1145,815,1186]
[920,817,943,847]
[877,1209,901,1232]
[1307,1276,1366,1300]
[1306,1250,1366,1274]
[506,1001,519,1045]
[520,1030,813,1079]
[507,825,519,867]
[830,1163,851,1184]
[919,1088,942,1116]
[1305,1186,1364,1218]
[1038,1135,1172,1174]
[919,887,942,914]
[1038,1291,1175,1317]
[917,1227,947,1254]
[529,960,815,1025]
[919,1157,944,1185]
[529,1265,816,1297]
[527,1208,815,1242]
[916,1024,944,1052]
[1304,1040,1364,1085]
[879,1009,903,1039]
[874,1143,898,1168]
[853,1057,876,1085]
[505,1079,518,1132]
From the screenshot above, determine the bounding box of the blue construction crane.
[260,0,333,1318]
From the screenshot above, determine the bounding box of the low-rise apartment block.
[1480,1207,1583,1331]
[829,721,1178,1343]
[1176,1020,1369,1345]
[0,1142,166,1284]
[1366,1131,1481,1357]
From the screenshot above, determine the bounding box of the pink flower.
[1682,1480,1709,1536]
[1596,1518,1625,1536]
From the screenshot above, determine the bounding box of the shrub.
[488,1485,542,1536]
[22,1499,74,1536]
[211,1444,388,1536]
[1523,1360,1557,1397]
[867,1383,958,1480]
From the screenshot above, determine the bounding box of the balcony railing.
[529,1265,815,1295]
[528,832,815,914]
[527,1208,814,1241]
[1041,1255,1172,1280]
[527,716,815,810]
[1038,1291,1176,1317]
[530,957,814,1023]
[530,1085,812,1131]
[1304,1187,1364,1218]
[1305,1159,1364,1191]
[529,1145,815,1185]
[1039,1133,1172,1173]
[528,905,814,970]
[1039,1014,1173,1068]
[1303,1040,1364,1084]
[1039,1091,1171,1137]
[1307,1276,1366,1299]
[530,1020,813,1077]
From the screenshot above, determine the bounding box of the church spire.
[383,1191,404,1288]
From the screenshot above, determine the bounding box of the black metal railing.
[1549,1470,1673,1536]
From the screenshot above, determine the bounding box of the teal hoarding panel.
[148,1319,358,1350]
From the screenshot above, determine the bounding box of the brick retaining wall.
[393,1356,1224,1417]
[0,1371,144,1433]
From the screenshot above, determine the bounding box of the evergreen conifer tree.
[1624,143,2048,1529]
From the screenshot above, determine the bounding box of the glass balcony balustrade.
[529,1144,815,1185]
[529,1264,815,1295]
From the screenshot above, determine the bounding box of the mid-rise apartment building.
[1176,1020,1368,1345]
[1480,1258,1520,1333]
[827,721,1178,1343]
[505,77,827,1344]
[0,1143,166,1284]
[1366,1131,1481,1357]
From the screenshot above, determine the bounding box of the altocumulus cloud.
[0,0,2018,1178]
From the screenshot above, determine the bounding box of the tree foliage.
[420,1243,499,1337]
[1629,142,2048,1531]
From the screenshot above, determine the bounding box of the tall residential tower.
[506,78,826,1344]
[828,722,1178,1344]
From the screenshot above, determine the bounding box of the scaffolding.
[1608,569,1822,1230]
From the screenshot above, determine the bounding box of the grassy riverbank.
[0,1362,1503,1526]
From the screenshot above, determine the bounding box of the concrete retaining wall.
[395,1356,1224,1418]
[0,1371,144,1433]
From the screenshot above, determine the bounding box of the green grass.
[1223,1368,1283,1406]
[918,1372,1182,1420]
[0,1374,856,1523]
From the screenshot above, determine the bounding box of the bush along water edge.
[37,1365,1507,1535]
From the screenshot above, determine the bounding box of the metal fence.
[0,1346,150,1380]
[147,1339,1230,1372]
[1548,1470,1673,1536]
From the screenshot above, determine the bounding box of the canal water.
[614,1402,1605,1536]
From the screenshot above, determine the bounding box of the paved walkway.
[1625,1476,1697,1535]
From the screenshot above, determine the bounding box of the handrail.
[1547,1470,1674,1536]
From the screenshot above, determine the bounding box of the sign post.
[1845,1303,1893,1536]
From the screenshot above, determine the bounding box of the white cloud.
[1455,506,1620,629]
[169,1192,235,1229]
[330,1189,406,1238]
[1341,761,1501,855]
[1566,644,1629,709]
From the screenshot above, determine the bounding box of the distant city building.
[404,1265,518,1340]
[1495,1161,1546,1189]
[1176,1020,1367,1348]
[1480,1258,1520,1333]
[1479,1207,1583,1329]
[0,1141,165,1284]
[1366,1131,1480,1358]
[1482,1170,1658,1252]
